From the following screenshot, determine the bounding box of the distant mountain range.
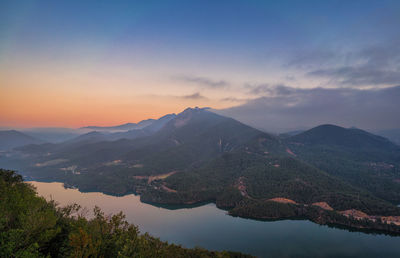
[80,114,176,132]
[1,107,400,234]
[375,129,400,145]
[0,114,177,150]
[0,130,43,150]
[81,120,154,131]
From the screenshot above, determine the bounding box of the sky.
[1,0,399,130]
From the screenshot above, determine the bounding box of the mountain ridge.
[289,124,398,150]
[80,114,177,132]
[2,107,400,234]
[0,130,44,150]
[286,124,400,203]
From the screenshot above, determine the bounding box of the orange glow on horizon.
[0,89,227,128]
[1,79,232,128]
[0,54,243,128]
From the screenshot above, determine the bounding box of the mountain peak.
[181,106,208,114]
[170,107,217,128]
[290,124,398,150]
[313,124,344,130]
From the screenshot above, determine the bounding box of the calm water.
[30,181,400,258]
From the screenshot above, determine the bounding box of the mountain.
[2,109,400,234]
[81,120,153,131]
[57,114,177,146]
[289,124,398,150]
[80,114,176,132]
[21,127,80,143]
[375,128,400,145]
[286,124,400,203]
[0,130,43,150]
[63,131,108,144]
[143,114,177,133]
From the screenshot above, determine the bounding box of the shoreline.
[27,178,400,237]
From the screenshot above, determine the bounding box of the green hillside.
[286,124,400,203]
[0,169,250,258]
[2,109,400,234]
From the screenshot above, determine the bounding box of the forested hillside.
[2,109,400,234]
[286,124,400,203]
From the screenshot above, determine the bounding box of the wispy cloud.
[246,83,295,96]
[179,92,207,100]
[307,66,400,86]
[292,40,400,87]
[286,49,339,69]
[220,97,248,102]
[174,75,229,89]
[216,85,400,132]
[284,75,296,81]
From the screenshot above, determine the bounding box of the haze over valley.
[2,1,400,257]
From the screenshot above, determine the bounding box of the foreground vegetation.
[0,169,250,258]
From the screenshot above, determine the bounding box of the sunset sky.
[1,0,400,130]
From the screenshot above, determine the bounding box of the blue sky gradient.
[1,0,399,129]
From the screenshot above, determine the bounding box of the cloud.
[299,40,400,87]
[145,92,209,101]
[215,85,400,132]
[286,49,339,69]
[174,75,229,88]
[308,66,400,86]
[246,83,296,96]
[179,92,207,100]
[220,97,248,102]
[359,41,400,68]
[284,75,296,81]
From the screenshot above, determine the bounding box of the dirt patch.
[105,160,123,166]
[131,163,144,168]
[339,209,369,219]
[286,148,296,156]
[312,202,334,211]
[380,216,400,226]
[133,175,147,180]
[133,171,177,184]
[268,197,297,204]
[339,209,400,225]
[161,183,178,193]
[35,159,68,167]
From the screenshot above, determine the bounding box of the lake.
[30,181,400,258]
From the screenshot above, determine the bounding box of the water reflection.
[30,181,400,258]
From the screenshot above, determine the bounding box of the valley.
[2,107,400,235]
[29,180,400,257]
